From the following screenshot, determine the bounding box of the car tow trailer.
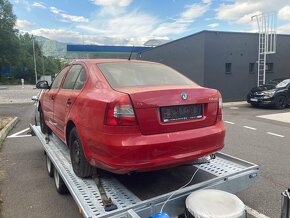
[30,124,260,218]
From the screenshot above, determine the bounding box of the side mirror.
[36,80,49,89]
[31,96,38,102]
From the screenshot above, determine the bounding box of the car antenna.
[128,45,134,60]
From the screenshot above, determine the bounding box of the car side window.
[73,68,87,90]
[62,65,82,90]
[50,66,69,89]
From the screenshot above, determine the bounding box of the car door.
[53,64,84,133]
[42,66,69,127]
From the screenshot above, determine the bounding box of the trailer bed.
[30,124,260,218]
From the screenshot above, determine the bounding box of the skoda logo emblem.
[181,92,188,100]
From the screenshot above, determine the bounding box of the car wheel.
[46,155,54,177]
[275,95,287,109]
[69,127,94,178]
[54,167,68,194]
[39,107,51,134]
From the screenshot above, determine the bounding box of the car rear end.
[89,61,225,174]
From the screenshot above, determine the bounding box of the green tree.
[0,0,18,71]
[0,0,63,84]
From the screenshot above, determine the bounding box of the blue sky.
[13,0,290,45]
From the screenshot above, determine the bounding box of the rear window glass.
[97,62,196,88]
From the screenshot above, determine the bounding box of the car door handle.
[67,98,72,105]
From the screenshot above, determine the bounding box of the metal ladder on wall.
[258,33,267,86]
[252,13,277,87]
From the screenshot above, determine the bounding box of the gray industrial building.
[137,30,290,101]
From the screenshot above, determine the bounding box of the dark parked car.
[247,78,290,109]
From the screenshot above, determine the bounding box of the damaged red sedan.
[36,59,225,177]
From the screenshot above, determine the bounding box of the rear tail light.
[218,93,223,120]
[105,95,137,126]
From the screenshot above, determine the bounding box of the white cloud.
[216,0,290,32]
[216,0,288,24]
[202,0,212,4]
[14,0,31,11]
[30,28,132,45]
[16,19,32,29]
[207,23,219,28]
[278,23,290,34]
[31,1,209,45]
[181,3,209,23]
[90,0,132,7]
[50,6,62,14]
[76,2,209,45]
[152,3,209,37]
[278,5,290,20]
[50,6,89,23]
[32,2,46,9]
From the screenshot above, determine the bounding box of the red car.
[36,59,225,177]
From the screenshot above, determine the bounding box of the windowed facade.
[266,63,274,73]
[225,63,232,74]
[249,63,255,74]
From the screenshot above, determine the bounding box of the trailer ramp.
[30,125,260,218]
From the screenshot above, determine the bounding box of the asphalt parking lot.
[0,97,289,217]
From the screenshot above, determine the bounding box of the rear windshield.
[97,62,196,88]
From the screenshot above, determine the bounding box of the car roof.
[70,59,156,65]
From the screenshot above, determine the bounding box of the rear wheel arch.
[66,120,76,146]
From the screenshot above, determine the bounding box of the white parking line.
[225,121,235,124]
[267,132,285,138]
[243,126,257,130]
[245,206,270,218]
[230,106,239,110]
[7,128,32,138]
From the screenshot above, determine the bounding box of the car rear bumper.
[81,121,225,174]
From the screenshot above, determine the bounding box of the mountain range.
[35,36,67,58]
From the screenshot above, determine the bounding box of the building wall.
[139,30,290,101]
[203,31,258,101]
[204,31,290,101]
[138,32,205,86]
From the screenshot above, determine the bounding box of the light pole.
[32,35,38,84]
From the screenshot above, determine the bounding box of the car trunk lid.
[115,85,219,135]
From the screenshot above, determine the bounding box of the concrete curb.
[0,117,19,146]
[223,101,248,107]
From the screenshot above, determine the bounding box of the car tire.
[69,127,94,178]
[275,95,287,109]
[39,107,51,134]
[46,155,54,177]
[53,167,68,194]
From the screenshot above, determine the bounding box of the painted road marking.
[267,132,285,138]
[245,206,270,218]
[243,126,257,130]
[7,128,32,138]
[230,106,239,110]
[257,112,290,123]
[225,121,235,124]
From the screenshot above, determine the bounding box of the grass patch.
[0,117,13,131]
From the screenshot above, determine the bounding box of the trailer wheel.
[54,167,68,194]
[46,155,54,177]
[39,107,51,134]
[69,127,94,178]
